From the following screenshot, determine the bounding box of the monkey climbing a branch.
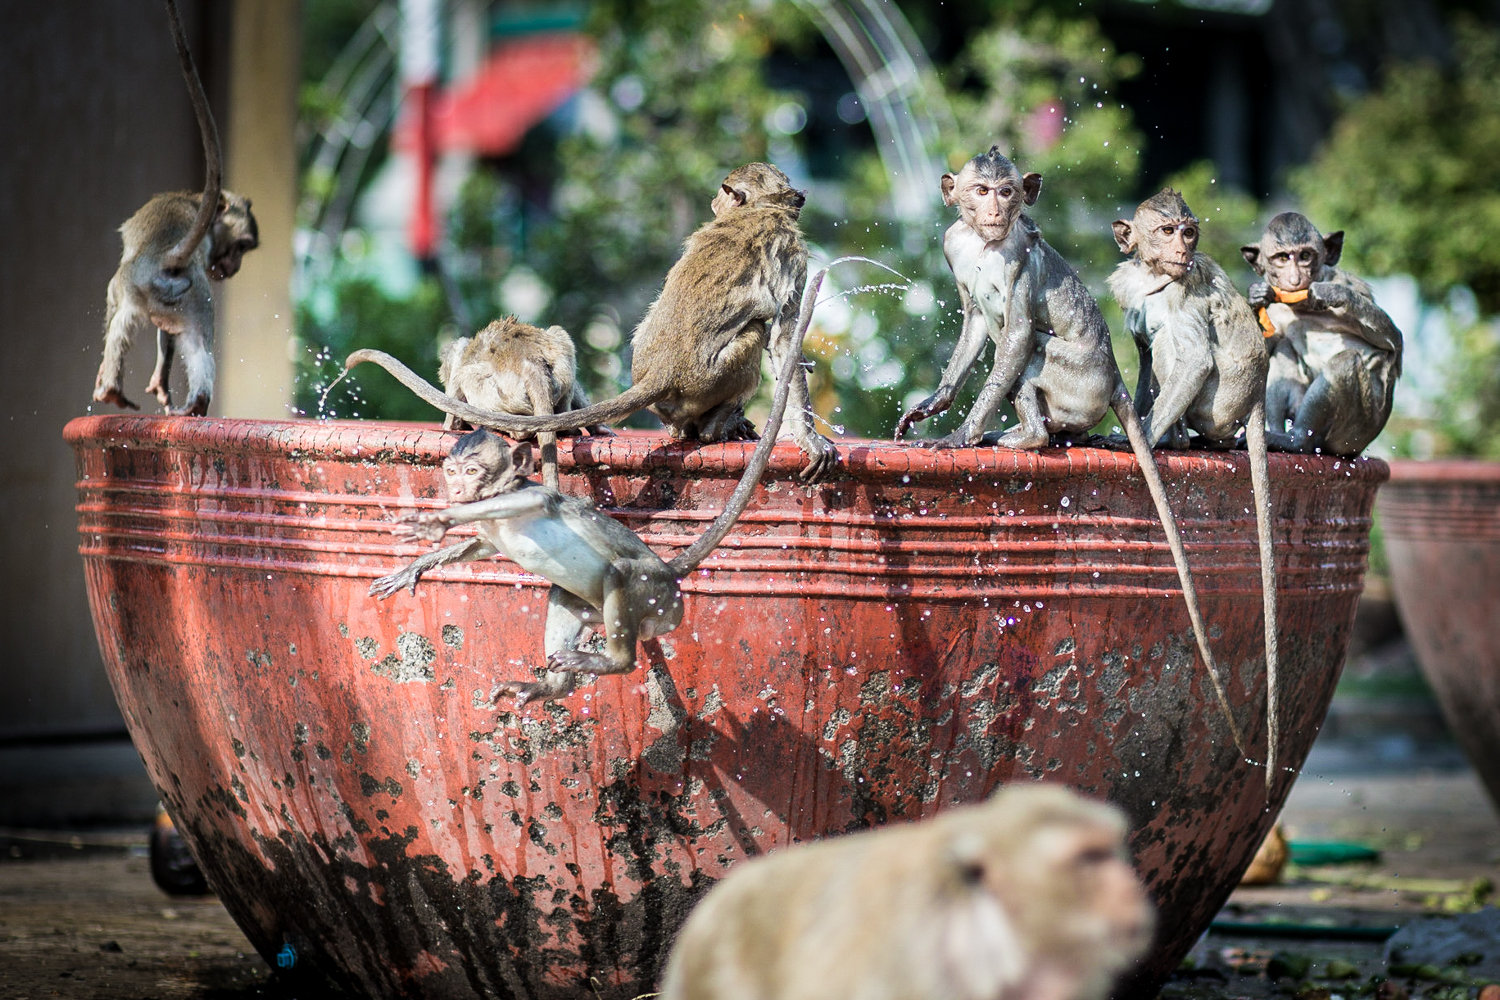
[371,268,833,705]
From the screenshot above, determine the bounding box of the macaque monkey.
[437,317,610,488]
[370,270,831,704]
[895,148,1245,757]
[1110,190,1281,789]
[1241,213,1403,456]
[660,783,1153,1000]
[347,163,838,483]
[92,0,259,416]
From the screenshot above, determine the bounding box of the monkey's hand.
[894,390,955,441]
[92,384,141,412]
[1247,282,1275,311]
[1307,281,1352,312]
[392,512,451,544]
[369,566,422,600]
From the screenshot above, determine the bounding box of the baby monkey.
[346,162,837,483]
[93,0,259,416]
[1241,213,1402,456]
[372,271,831,704]
[438,317,610,488]
[660,784,1153,1000]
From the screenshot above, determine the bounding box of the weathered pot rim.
[1385,457,1500,482]
[63,414,1389,487]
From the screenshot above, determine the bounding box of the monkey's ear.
[1240,245,1263,273]
[940,173,959,206]
[1323,231,1344,267]
[509,441,535,478]
[1021,172,1042,206]
[722,183,746,208]
[1111,220,1134,254]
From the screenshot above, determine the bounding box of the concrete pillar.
[217,0,300,419]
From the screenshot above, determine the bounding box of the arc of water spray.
[790,0,954,222]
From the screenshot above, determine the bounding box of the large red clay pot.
[65,415,1385,999]
[1378,460,1500,808]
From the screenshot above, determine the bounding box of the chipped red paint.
[65,416,1385,1000]
[1379,460,1500,809]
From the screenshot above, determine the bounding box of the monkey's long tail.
[160,0,223,275]
[343,350,664,434]
[668,268,828,577]
[1245,400,1281,795]
[1112,386,1248,756]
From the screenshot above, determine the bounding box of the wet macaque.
[1110,189,1281,788]
[370,271,831,704]
[437,317,610,488]
[896,149,1242,757]
[347,162,837,483]
[1242,213,1402,456]
[660,784,1154,1000]
[93,0,259,416]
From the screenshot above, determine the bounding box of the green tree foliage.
[294,276,449,421]
[1292,16,1500,314]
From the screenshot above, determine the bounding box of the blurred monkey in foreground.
[661,784,1153,1000]
[93,0,258,416]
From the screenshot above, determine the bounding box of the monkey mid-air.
[1242,212,1403,457]
[370,270,831,705]
[92,0,259,417]
[437,316,611,489]
[660,783,1154,1000]
[1109,189,1282,790]
[346,162,838,483]
[894,147,1244,759]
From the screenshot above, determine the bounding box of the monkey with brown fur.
[92,0,259,416]
[1241,213,1402,457]
[347,163,838,483]
[438,317,611,488]
[370,270,831,704]
[895,148,1247,760]
[660,783,1154,1000]
[1110,189,1282,790]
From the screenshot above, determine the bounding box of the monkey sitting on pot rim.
[372,271,832,705]
[347,162,838,483]
[1241,212,1403,457]
[92,0,258,416]
[660,783,1153,1000]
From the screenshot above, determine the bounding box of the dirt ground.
[2,768,1496,1000]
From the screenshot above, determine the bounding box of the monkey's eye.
[1160,225,1175,236]
[1298,250,1313,262]
[975,185,990,196]
[1182,227,1198,240]
[1076,846,1118,866]
[1000,187,1014,198]
[464,464,482,476]
[1272,253,1290,263]
[959,860,985,885]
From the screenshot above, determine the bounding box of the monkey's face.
[209,197,259,280]
[1261,242,1321,293]
[1136,210,1199,279]
[943,163,1041,243]
[444,432,532,502]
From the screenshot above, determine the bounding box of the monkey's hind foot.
[492,672,578,707]
[93,384,141,412]
[913,430,981,451]
[547,649,632,676]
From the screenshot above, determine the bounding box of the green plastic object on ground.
[1288,840,1381,865]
